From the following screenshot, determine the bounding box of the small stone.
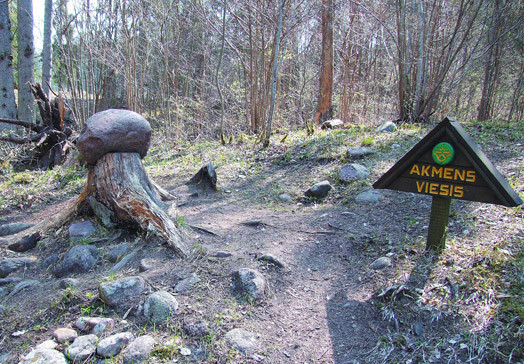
[0,257,36,278]
[59,278,80,289]
[370,257,391,270]
[53,328,78,343]
[144,290,179,323]
[65,334,98,362]
[107,243,131,263]
[376,121,397,133]
[74,317,113,333]
[338,163,370,183]
[35,340,59,350]
[20,348,67,364]
[320,119,344,129]
[224,328,258,355]
[174,273,200,293]
[99,276,145,309]
[138,258,154,272]
[122,335,155,364]
[69,221,96,242]
[278,193,293,202]
[97,332,135,358]
[305,180,332,198]
[183,321,209,338]
[53,245,99,277]
[92,318,115,335]
[231,268,266,302]
[212,251,232,258]
[413,321,423,336]
[346,147,376,159]
[258,253,285,268]
[180,347,191,356]
[355,190,382,204]
[0,222,34,237]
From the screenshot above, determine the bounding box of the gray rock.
[3,280,42,301]
[138,258,154,272]
[305,180,332,198]
[0,352,9,364]
[99,276,145,308]
[74,317,112,333]
[144,290,179,323]
[278,193,293,202]
[339,163,370,183]
[35,340,59,350]
[174,273,200,293]
[355,190,382,204]
[110,249,138,274]
[41,254,59,270]
[77,109,152,166]
[376,121,397,133]
[64,334,98,362]
[320,119,344,129]
[19,348,67,364]
[258,253,285,268]
[0,287,8,298]
[122,335,155,364]
[347,147,376,159]
[92,318,114,336]
[183,321,209,337]
[59,278,80,289]
[53,328,78,343]
[0,222,34,237]
[0,257,36,278]
[212,251,232,258]
[107,243,131,263]
[231,268,266,302]
[69,221,96,242]
[54,245,99,277]
[224,328,258,355]
[370,257,391,270]
[96,332,135,358]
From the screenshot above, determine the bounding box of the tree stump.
[3,109,189,257]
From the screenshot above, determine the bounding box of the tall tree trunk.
[315,0,334,124]
[0,0,17,125]
[216,0,226,142]
[17,0,35,124]
[42,0,53,97]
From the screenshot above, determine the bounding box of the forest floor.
[0,119,523,363]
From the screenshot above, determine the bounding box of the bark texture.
[17,0,35,124]
[315,0,334,124]
[0,1,17,123]
[42,0,53,97]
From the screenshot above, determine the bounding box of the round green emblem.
[432,142,455,165]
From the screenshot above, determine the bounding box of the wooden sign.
[373,118,522,251]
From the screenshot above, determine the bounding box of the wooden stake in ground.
[3,109,190,257]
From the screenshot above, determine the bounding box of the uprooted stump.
[3,109,189,257]
[188,162,217,191]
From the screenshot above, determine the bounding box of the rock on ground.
[53,245,99,277]
[258,253,285,268]
[144,290,179,323]
[107,243,131,263]
[346,147,376,159]
[355,190,382,204]
[68,221,96,242]
[376,120,397,133]
[174,273,200,293]
[338,164,370,183]
[231,268,266,301]
[278,193,293,202]
[99,276,145,308]
[121,335,155,364]
[183,321,210,337]
[64,334,98,362]
[96,332,135,358]
[75,317,114,334]
[59,278,80,289]
[320,119,344,129]
[0,222,34,237]
[53,328,78,343]
[305,180,332,198]
[371,257,391,270]
[0,257,36,278]
[224,328,258,355]
[19,348,67,364]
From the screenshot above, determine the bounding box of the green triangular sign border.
[373,117,522,207]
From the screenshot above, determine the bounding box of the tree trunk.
[0,0,17,124]
[42,0,53,97]
[17,0,35,124]
[315,0,334,124]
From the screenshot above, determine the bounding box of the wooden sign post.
[373,118,522,252]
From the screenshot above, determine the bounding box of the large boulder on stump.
[77,109,151,166]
